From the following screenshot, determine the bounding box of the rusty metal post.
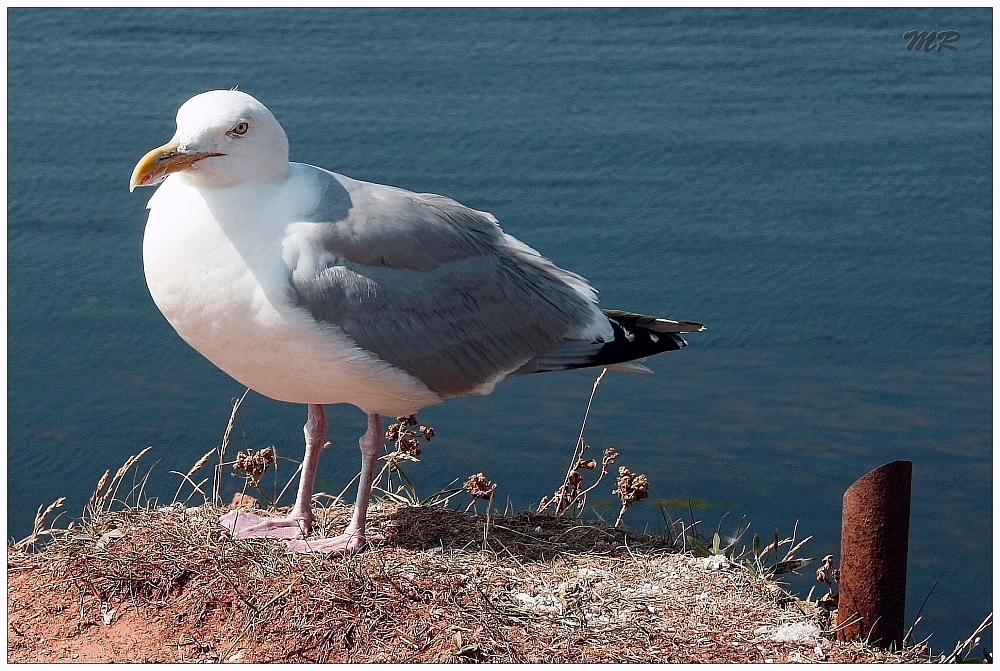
[836,460,912,649]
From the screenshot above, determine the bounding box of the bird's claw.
[219,509,311,540]
[284,532,366,555]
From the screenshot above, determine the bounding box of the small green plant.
[374,464,463,508]
[735,525,813,580]
[686,530,728,558]
[655,501,740,557]
[660,504,813,581]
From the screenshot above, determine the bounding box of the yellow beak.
[129,139,222,192]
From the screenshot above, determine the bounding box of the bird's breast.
[140,178,439,415]
[143,181,268,339]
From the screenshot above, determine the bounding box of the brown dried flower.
[816,554,840,615]
[382,415,435,471]
[399,436,421,457]
[463,473,497,500]
[539,444,624,517]
[234,446,277,479]
[816,554,837,584]
[603,447,619,465]
[612,466,649,527]
[613,467,649,506]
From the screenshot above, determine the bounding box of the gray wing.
[284,165,610,397]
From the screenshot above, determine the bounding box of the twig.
[686,500,699,541]
[169,472,210,504]
[903,581,937,647]
[483,492,495,551]
[106,446,153,513]
[214,388,251,506]
[173,448,216,504]
[13,497,66,549]
[548,368,607,516]
[942,612,992,663]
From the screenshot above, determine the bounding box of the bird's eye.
[229,121,249,137]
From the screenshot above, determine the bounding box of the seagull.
[130,90,703,555]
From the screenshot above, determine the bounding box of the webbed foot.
[219,509,311,540]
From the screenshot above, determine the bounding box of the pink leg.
[219,404,327,540]
[285,413,382,555]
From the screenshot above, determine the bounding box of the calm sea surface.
[8,8,991,652]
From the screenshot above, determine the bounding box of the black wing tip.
[516,309,701,376]
[601,309,705,334]
[579,311,691,369]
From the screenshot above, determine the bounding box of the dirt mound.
[8,504,927,663]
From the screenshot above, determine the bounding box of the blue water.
[8,8,991,653]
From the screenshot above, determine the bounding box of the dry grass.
[8,500,932,663]
[4,384,960,662]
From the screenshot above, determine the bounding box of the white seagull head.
[130,90,289,191]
